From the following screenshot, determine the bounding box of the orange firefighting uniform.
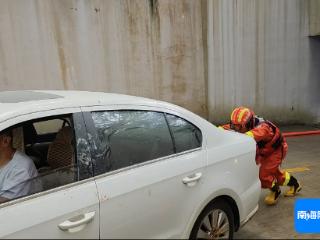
[222,118,290,188]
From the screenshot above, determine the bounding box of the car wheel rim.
[196,209,230,239]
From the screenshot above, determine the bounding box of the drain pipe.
[283,130,320,138]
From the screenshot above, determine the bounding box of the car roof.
[0,90,156,105]
[0,90,187,122]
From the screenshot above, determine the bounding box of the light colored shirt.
[0,151,38,200]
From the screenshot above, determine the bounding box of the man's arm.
[1,167,34,201]
[245,123,274,142]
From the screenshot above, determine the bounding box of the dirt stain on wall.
[51,2,69,89]
[0,40,8,86]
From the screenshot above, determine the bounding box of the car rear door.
[0,111,99,239]
[81,106,206,238]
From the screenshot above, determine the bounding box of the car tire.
[189,200,234,240]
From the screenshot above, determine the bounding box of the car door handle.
[58,211,95,231]
[182,172,202,185]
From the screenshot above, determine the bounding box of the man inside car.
[0,128,38,203]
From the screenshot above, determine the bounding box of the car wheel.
[190,200,234,240]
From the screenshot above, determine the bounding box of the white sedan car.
[0,90,260,239]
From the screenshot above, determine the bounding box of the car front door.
[0,111,99,239]
[82,107,206,238]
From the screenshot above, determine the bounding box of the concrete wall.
[0,0,207,117]
[309,0,320,36]
[0,0,319,124]
[208,0,320,124]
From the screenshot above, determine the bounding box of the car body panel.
[94,150,206,239]
[0,91,260,239]
[205,128,260,222]
[0,176,99,238]
[179,127,260,238]
[81,105,207,238]
[0,91,164,124]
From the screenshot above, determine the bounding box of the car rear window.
[165,113,202,153]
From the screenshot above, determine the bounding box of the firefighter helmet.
[230,107,255,132]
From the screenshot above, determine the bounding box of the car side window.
[90,110,174,175]
[165,113,202,153]
[0,113,92,205]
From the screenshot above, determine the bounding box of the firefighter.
[219,106,301,205]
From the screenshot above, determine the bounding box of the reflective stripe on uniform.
[283,171,291,186]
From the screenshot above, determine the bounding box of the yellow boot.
[264,187,281,205]
[285,181,302,197]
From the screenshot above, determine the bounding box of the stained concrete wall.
[309,0,320,36]
[0,0,319,124]
[0,0,207,117]
[208,0,320,124]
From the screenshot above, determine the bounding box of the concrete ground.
[235,125,320,239]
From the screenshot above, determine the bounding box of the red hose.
[283,130,320,138]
